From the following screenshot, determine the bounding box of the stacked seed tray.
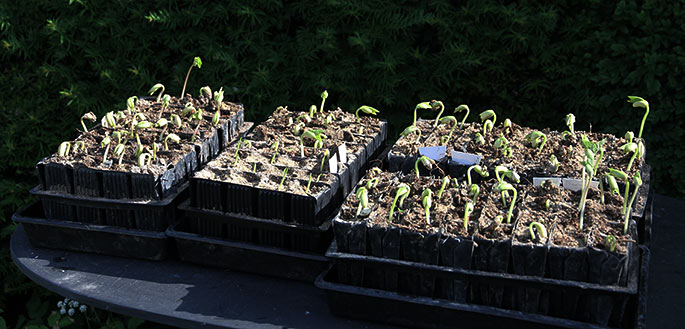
[18,92,247,261]
[324,116,651,328]
[169,106,388,282]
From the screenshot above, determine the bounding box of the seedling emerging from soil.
[463,201,474,230]
[545,200,551,211]
[578,135,606,229]
[102,112,116,128]
[113,144,125,165]
[73,141,85,153]
[190,108,204,143]
[454,105,470,129]
[624,172,642,234]
[479,110,496,135]
[320,90,328,115]
[550,154,559,173]
[400,125,421,143]
[101,135,112,165]
[389,183,410,222]
[437,175,451,199]
[625,131,634,144]
[421,189,433,224]
[278,167,289,190]
[309,105,317,118]
[529,221,547,241]
[495,165,520,206]
[181,56,202,98]
[164,133,180,151]
[565,113,575,135]
[609,168,630,213]
[270,141,279,164]
[80,112,96,132]
[439,116,458,145]
[138,152,151,168]
[170,114,182,128]
[627,96,649,139]
[467,165,489,203]
[148,83,165,102]
[494,134,508,153]
[475,133,485,145]
[160,94,171,112]
[233,138,243,166]
[606,235,618,252]
[414,156,435,179]
[127,96,137,113]
[292,122,305,136]
[431,100,445,128]
[366,177,379,189]
[495,182,517,224]
[212,87,224,127]
[320,149,330,171]
[355,105,380,123]
[413,102,432,125]
[58,142,71,157]
[503,118,512,134]
[200,86,212,99]
[325,113,336,126]
[620,141,638,171]
[525,131,547,151]
[356,187,369,217]
[300,129,327,157]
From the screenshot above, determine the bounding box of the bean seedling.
[463,201,474,230]
[278,167,289,190]
[180,56,202,98]
[413,102,432,126]
[300,129,327,157]
[80,112,96,132]
[148,83,165,102]
[319,90,328,115]
[400,125,421,143]
[356,186,370,217]
[431,100,445,128]
[525,130,547,151]
[529,221,547,242]
[454,104,469,129]
[467,165,489,203]
[578,135,606,229]
[439,116,458,145]
[421,189,433,224]
[503,118,512,134]
[437,175,452,199]
[549,154,559,173]
[623,172,642,234]
[58,142,71,157]
[270,141,279,164]
[388,183,410,222]
[164,133,180,151]
[414,156,435,179]
[479,110,496,136]
[100,135,112,165]
[627,96,649,139]
[495,181,517,224]
[212,87,224,127]
[114,144,126,165]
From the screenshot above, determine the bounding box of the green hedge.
[1,0,682,326]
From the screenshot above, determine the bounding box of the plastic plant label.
[450,150,482,166]
[419,146,446,161]
[329,155,339,173]
[338,144,348,164]
[562,178,599,192]
[533,177,562,187]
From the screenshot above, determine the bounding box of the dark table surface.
[11,194,684,329]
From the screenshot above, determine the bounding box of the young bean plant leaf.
[503,118,512,134]
[320,90,328,115]
[414,155,435,179]
[479,109,496,135]
[400,125,421,143]
[355,105,380,123]
[80,112,96,132]
[627,96,649,139]
[164,133,180,151]
[413,102,432,126]
[525,131,547,151]
[181,56,202,98]
[439,116,457,145]
[578,136,606,229]
[127,96,138,113]
[431,100,445,128]
[565,113,575,135]
[495,182,517,224]
[389,183,410,222]
[421,189,432,224]
[148,83,165,102]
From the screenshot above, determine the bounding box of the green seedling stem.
[356,186,369,217]
[609,168,630,215]
[278,167,289,190]
[233,138,243,167]
[606,235,617,253]
[73,141,85,153]
[114,144,125,165]
[627,96,649,139]
[422,189,432,224]
[81,112,96,132]
[525,131,547,151]
[503,118,512,134]
[578,135,606,229]
[127,96,137,113]
[320,149,330,171]
[366,177,379,189]
[325,113,336,126]
[160,94,171,112]
[355,105,380,123]
[212,87,224,127]
[270,141,279,164]
[152,142,160,162]
[437,175,451,199]
[439,116,457,145]
[320,90,328,115]
[164,133,180,151]
[529,221,548,241]
[624,172,642,234]
[413,102,432,126]
[495,182,517,224]
[305,173,313,194]
[58,142,71,157]
[467,165,488,203]
[309,105,317,118]
[181,57,202,98]
[400,125,421,143]
[148,83,165,102]
[479,109,496,135]
[454,105,469,129]
[138,152,151,168]
[550,154,559,173]
[565,113,575,135]
[475,132,485,145]
[170,114,182,128]
[101,135,111,164]
[300,129,326,157]
[389,183,410,222]
[431,100,445,128]
[414,156,434,179]
[463,201,474,230]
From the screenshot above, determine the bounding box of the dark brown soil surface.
[391,120,436,155]
[43,94,241,177]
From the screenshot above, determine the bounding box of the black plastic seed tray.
[12,201,170,261]
[30,183,188,231]
[167,222,329,282]
[318,245,648,329]
[35,110,247,200]
[178,199,333,253]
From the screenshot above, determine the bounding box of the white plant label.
[533,177,562,187]
[450,150,482,165]
[418,146,446,161]
[329,155,339,173]
[338,143,348,164]
[562,178,599,192]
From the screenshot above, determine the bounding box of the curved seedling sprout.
[292,122,305,136]
[73,141,85,153]
[138,152,152,168]
[495,182,517,224]
[529,222,548,242]
[625,131,634,144]
[164,133,180,151]
[232,138,243,166]
[624,172,642,234]
[212,87,224,127]
[389,183,410,222]
[421,189,433,224]
[297,113,312,125]
[494,134,508,153]
[413,102,432,126]
[309,105,317,118]
[503,118,512,134]
[160,94,171,112]
[494,165,520,206]
[439,116,457,145]
[170,114,182,128]
[479,109,496,135]
[148,83,165,102]
[355,105,380,123]
[80,112,96,132]
[627,96,649,139]
[181,103,196,117]
[320,149,330,171]
[127,96,138,114]
[181,56,202,98]
[525,131,547,151]
[356,187,370,217]
[606,235,617,253]
[565,113,575,135]
[300,129,326,157]
[467,165,488,203]
[431,100,445,128]
[414,155,435,179]
[324,113,336,126]
[200,86,212,99]
[608,168,630,214]
[475,132,485,145]
[620,140,639,172]
[400,125,421,143]
[101,135,112,165]
[578,135,606,229]
[113,144,125,165]
[437,175,451,199]
[550,154,559,173]
[270,141,279,164]
[463,201,474,230]
[454,104,470,129]
[58,142,71,158]
[366,177,380,189]
[190,108,204,143]
[545,199,551,211]
[102,111,116,129]
[320,90,328,115]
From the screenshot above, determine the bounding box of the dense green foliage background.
[1,0,683,327]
